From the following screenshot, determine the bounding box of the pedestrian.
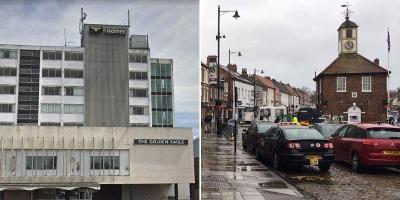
[204,114,212,133]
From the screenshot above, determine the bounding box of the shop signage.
[134,139,188,145]
[89,26,126,35]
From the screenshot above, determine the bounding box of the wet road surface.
[201,129,304,200]
[237,126,400,200]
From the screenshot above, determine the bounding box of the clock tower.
[338,6,358,54]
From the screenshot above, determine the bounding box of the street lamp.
[216,5,240,135]
[228,49,242,66]
[253,68,264,111]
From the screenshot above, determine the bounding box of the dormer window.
[346,29,352,38]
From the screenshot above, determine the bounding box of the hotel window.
[0,50,17,59]
[26,156,57,170]
[42,68,62,77]
[151,63,172,78]
[65,52,83,61]
[129,89,148,97]
[64,69,83,78]
[64,104,84,114]
[336,77,346,92]
[362,76,371,92]
[65,87,84,96]
[41,104,61,114]
[42,51,62,60]
[129,71,147,80]
[42,87,61,95]
[129,106,149,115]
[90,156,120,170]
[129,54,147,63]
[0,104,14,113]
[0,67,17,76]
[0,85,15,94]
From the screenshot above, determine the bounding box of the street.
[237,126,400,200]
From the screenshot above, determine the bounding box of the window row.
[152,111,173,126]
[90,156,120,170]
[151,63,172,77]
[129,54,147,63]
[42,87,84,96]
[0,85,15,94]
[0,50,17,59]
[41,104,83,114]
[0,104,14,113]
[42,51,83,61]
[336,76,371,92]
[26,156,57,170]
[129,88,148,97]
[129,106,149,115]
[129,71,147,80]
[151,79,172,93]
[152,95,173,110]
[0,67,17,76]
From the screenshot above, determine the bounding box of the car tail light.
[288,142,301,149]
[324,143,334,149]
[363,139,379,146]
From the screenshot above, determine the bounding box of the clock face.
[344,41,354,50]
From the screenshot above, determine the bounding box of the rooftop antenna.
[79,8,87,47]
[128,10,131,27]
[64,28,75,47]
[341,1,353,20]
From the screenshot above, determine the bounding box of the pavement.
[201,125,304,200]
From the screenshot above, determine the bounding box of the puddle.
[259,181,288,188]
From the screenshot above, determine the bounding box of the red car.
[332,123,400,172]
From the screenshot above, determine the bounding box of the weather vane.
[341,1,354,20]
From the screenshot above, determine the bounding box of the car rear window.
[284,128,325,139]
[321,125,342,137]
[367,128,400,139]
[257,124,275,133]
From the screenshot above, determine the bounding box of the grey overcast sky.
[201,0,400,90]
[0,0,199,137]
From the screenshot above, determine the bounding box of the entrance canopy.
[0,182,100,191]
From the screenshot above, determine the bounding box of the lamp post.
[228,49,242,66]
[216,5,240,135]
[253,68,264,112]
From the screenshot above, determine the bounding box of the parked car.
[255,125,334,172]
[331,123,400,172]
[242,122,276,154]
[310,123,343,139]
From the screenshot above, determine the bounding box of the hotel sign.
[134,139,188,145]
[89,26,126,35]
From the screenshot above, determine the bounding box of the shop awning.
[0,182,100,191]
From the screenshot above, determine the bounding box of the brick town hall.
[314,13,389,123]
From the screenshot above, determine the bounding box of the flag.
[387,29,391,52]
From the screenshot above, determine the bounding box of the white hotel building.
[0,23,193,200]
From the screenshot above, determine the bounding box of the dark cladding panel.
[83,24,129,127]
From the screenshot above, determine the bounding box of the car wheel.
[318,164,331,172]
[255,149,261,161]
[351,153,363,172]
[273,153,282,170]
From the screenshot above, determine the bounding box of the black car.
[242,122,276,154]
[310,123,343,139]
[255,126,334,172]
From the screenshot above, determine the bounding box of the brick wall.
[319,74,387,122]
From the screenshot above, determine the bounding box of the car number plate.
[307,155,322,166]
[383,151,400,155]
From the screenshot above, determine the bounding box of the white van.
[256,106,287,123]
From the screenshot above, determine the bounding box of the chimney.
[242,68,247,76]
[227,64,237,72]
[206,55,217,64]
[374,58,379,65]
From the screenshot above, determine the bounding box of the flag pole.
[387,27,390,121]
